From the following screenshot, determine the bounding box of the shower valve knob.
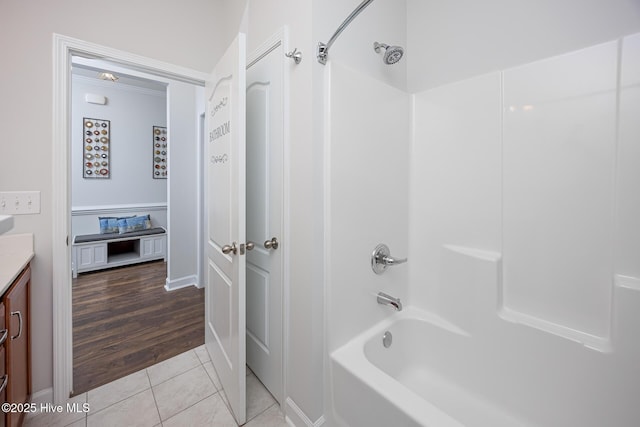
[371,243,407,274]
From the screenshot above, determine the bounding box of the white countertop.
[0,233,34,295]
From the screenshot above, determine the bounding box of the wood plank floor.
[72,260,204,396]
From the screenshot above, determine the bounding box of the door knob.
[239,241,255,255]
[221,242,238,255]
[264,237,279,250]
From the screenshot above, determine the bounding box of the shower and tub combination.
[322,1,640,426]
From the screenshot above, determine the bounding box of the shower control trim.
[371,243,407,274]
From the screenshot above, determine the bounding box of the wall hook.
[285,48,302,64]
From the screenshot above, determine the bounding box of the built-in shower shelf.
[616,275,640,290]
[498,307,613,353]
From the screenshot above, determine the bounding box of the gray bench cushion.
[74,227,166,244]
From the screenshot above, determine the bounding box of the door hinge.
[66,235,69,246]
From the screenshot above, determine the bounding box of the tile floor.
[25,346,289,427]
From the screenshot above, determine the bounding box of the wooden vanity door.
[6,267,30,427]
[0,301,6,427]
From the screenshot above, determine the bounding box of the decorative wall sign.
[152,126,168,179]
[83,118,110,179]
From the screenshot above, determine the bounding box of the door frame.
[52,33,208,403]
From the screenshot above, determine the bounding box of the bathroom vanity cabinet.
[0,265,31,427]
[0,302,5,427]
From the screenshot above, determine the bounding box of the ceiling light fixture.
[97,72,119,82]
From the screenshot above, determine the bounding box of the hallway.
[72,261,204,394]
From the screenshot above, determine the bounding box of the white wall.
[325,61,410,352]
[617,33,640,280]
[244,1,325,423]
[501,41,617,337]
[407,1,640,343]
[0,0,229,396]
[409,72,502,318]
[407,0,640,92]
[407,33,640,424]
[166,82,203,288]
[71,76,168,237]
[312,3,408,423]
[71,76,167,209]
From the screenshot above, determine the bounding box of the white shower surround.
[325,32,640,426]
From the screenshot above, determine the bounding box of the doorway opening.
[53,33,289,421]
[68,55,206,394]
[53,34,208,402]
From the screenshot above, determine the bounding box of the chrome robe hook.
[285,48,302,64]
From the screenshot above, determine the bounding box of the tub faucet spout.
[377,292,402,311]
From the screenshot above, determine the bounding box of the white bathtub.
[330,307,531,427]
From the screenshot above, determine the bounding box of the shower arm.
[317,0,375,65]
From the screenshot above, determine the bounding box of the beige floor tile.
[246,372,277,421]
[162,393,237,427]
[25,393,87,427]
[65,419,86,427]
[87,369,150,413]
[194,344,211,364]
[218,385,231,413]
[202,361,222,390]
[245,404,288,427]
[152,365,216,421]
[214,370,274,423]
[146,350,201,386]
[86,389,159,427]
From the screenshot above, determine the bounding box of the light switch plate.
[0,191,41,215]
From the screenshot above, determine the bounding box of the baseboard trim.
[285,397,325,427]
[164,275,198,291]
[30,387,54,405]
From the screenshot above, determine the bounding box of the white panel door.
[246,40,284,404]
[205,33,247,425]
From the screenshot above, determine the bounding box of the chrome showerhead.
[373,41,404,65]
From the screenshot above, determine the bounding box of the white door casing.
[205,33,247,425]
[246,38,285,404]
[52,34,208,403]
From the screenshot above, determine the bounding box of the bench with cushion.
[72,227,166,278]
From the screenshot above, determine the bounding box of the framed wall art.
[83,118,110,179]
[153,126,168,179]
